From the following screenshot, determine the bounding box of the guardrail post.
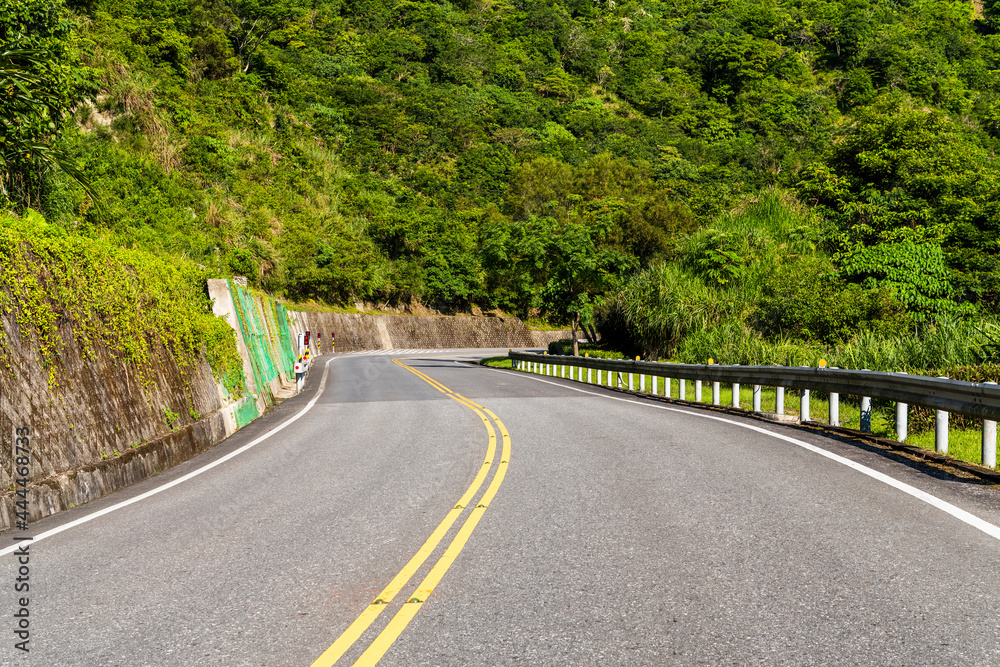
[936,376,949,453]
[860,396,872,433]
[800,389,810,422]
[752,385,761,412]
[829,392,839,426]
[984,382,997,468]
[608,370,613,388]
[694,379,701,402]
[588,367,592,384]
[665,377,671,398]
[680,379,686,401]
[640,373,645,392]
[732,382,740,408]
[936,411,949,453]
[628,372,634,390]
[712,381,720,405]
[776,387,784,414]
[895,402,908,442]
[651,375,657,395]
[894,372,907,441]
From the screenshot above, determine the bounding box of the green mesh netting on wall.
[273,302,296,377]
[228,279,279,404]
[233,395,260,429]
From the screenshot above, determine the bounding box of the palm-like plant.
[0,47,94,205]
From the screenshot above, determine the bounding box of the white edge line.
[483,364,1000,542]
[0,358,337,556]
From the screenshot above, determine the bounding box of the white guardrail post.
[732,382,740,408]
[895,380,908,443]
[712,381,720,405]
[695,379,702,402]
[665,377,671,398]
[985,381,997,468]
[799,366,810,421]
[776,387,784,414]
[936,376,949,453]
[829,391,839,426]
[752,385,761,412]
[860,395,872,433]
[679,379,687,401]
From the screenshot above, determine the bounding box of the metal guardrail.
[508,351,999,469]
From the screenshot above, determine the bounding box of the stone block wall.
[0,306,232,530]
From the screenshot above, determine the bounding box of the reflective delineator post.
[860,396,872,433]
[776,387,784,414]
[800,389,810,422]
[984,382,997,468]
[752,385,761,412]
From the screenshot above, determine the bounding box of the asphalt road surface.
[4,348,1000,666]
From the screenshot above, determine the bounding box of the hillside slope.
[3,0,1000,343]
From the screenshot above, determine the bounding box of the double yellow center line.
[310,357,511,666]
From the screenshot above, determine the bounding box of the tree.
[220,0,303,73]
[0,0,92,207]
[542,219,625,355]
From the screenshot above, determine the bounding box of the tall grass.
[602,191,1000,376]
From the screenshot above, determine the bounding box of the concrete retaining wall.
[296,311,569,353]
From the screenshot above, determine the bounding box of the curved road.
[5,349,1000,666]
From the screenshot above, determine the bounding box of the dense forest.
[4,0,1000,367]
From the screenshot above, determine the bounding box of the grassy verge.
[481,356,512,369]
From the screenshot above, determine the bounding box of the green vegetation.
[0,211,245,394]
[480,356,512,368]
[5,0,1000,380]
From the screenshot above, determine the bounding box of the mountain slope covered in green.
[5,0,1000,366]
